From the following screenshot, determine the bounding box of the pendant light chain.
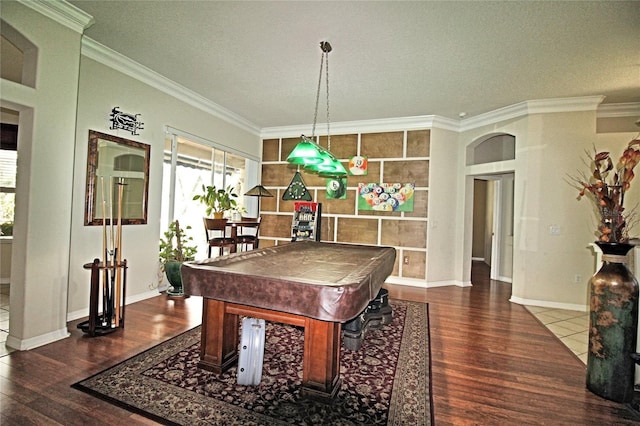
[286,41,345,177]
[325,49,331,152]
[310,49,324,140]
[311,41,332,153]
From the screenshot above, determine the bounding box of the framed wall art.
[357,182,415,212]
[326,177,347,200]
[348,155,368,175]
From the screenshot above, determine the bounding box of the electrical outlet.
[403,256,409,265]
[574,274,582,283]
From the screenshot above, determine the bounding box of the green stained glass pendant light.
[285,136,323,166]
[286,41,346,178]
[309,149,347,177]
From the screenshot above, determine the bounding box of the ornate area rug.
[72,300,432,425]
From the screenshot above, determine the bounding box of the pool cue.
[110,180,115,255]
[115,178,124,327]
[109,179,116,327]
[109,245,116,328]
[100,178,108,326]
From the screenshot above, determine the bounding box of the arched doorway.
[1,21,38,351]
[466,133,515,283]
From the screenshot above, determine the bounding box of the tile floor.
[0,283,11,357]
[0,283,590,362]
[525,305,589,364]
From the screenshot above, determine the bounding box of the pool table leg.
[197,299,342,401]
[198,298,239,374]
[302,318,342,401]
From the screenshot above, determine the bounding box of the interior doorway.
[466,132,516,285]
[472,174,514,282]
[0,108,19,355]
[472,179,492,265]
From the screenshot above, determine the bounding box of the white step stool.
[237,317,266,385]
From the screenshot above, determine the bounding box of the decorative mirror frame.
[84,130,150,226]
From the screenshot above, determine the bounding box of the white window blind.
[0,149,17,192]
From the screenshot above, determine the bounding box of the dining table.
[226,218,260,253]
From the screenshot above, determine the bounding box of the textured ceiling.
[68,1,640,129]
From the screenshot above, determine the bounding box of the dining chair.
[203,217,236,257]
[235,216,262,252]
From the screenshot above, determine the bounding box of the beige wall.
[1,2,85,347]
[1,2,261,348]
[67,57,261,317]
[460,110,639,309]
[425,127,461,284]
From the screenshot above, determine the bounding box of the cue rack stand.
[77,258,127,337]
[78,177,128,337]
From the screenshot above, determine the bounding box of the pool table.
[181,240,396,400]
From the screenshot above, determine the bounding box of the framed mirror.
[85,130,150,225]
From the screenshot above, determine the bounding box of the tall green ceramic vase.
[586,242,639,403]
[164,261,185,297]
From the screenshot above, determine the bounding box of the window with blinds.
[0,123,17,235]
[160,130,258,260]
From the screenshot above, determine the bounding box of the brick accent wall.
[259,130,430,282]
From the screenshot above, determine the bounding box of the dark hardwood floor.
[1,262,639,425]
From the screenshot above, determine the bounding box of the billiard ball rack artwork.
[291,201,322,242]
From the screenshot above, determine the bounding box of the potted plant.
[0,221,13,236]
[575,141,640,243]
[231,205,247,221]
[193,184,238,219]
[159,220,198,297]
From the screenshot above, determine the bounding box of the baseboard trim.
[6,327,70,351]
[509,296,586,312]
[66,289,164,322]
[385,276,472,288]
[428,279,473,288]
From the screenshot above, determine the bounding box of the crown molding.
[81,37,261,136]
[459,96,606,132]
[526,96,606,114]
[260,115,459,139]
[74,34,640,139]
[597,102,640,118]
[430,115,461,132]
[458,102,528,132]
[262,97,617,138]
[18,0,94,34]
